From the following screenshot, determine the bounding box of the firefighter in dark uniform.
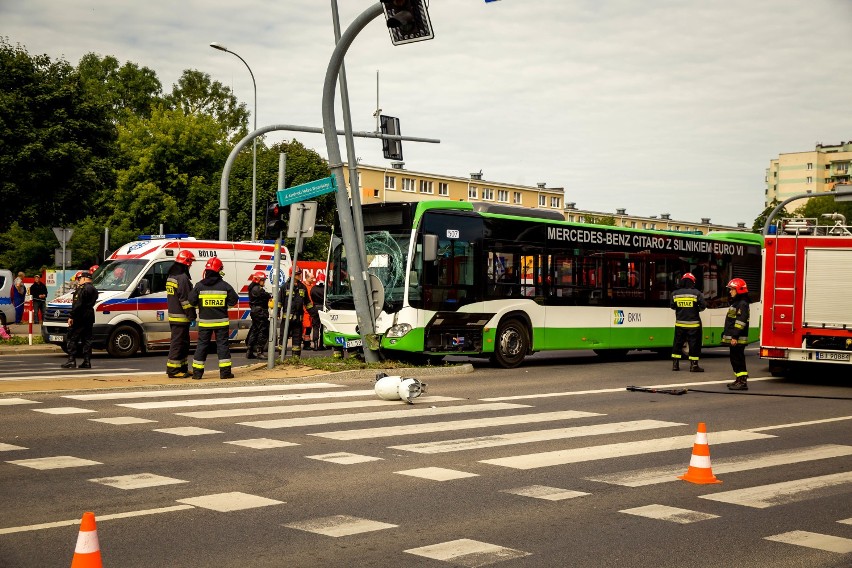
[670,272,706,372]
[189,257,238,380]
[165,250,196,378]
[723,278,751,390]
[245,271,272,359]
[278,266,312,358]
[61,271,98,369]
[308,273,326,350]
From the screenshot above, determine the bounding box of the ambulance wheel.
[107,325,140,357]
[490,318,529,369]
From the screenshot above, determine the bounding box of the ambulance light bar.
[137,234,191,240]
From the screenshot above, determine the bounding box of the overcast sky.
[4,0,852,226]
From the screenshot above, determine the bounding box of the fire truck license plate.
[816,352,850,361]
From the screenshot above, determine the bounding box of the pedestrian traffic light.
[380,0,434,46]
[265,199,285,238]
[380,115,403,161]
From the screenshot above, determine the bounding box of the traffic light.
[265,199,285,238]
[381,0,434,46]
[380,115,403,161]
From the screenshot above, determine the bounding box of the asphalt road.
[1,347,851,567]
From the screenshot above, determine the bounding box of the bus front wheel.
[491,319,529,369]
[107,325,141,357]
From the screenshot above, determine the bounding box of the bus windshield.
[92,260,147,292]
[327,231,411,311]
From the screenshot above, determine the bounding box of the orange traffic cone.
[678,422,722,484]
[70,512,102,568]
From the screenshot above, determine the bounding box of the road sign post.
[52,227,74,293]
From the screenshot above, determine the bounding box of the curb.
[0,346,62,356]
[322,363,475,382]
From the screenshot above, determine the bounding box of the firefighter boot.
[727,377,748,390]
[79,357,92,369]
[689,360,704,373]
[61,356,76,369]
[672,359,680,371]
[192,370,204,381]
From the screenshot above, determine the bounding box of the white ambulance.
[41,234,291,357]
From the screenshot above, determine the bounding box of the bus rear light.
[760,347,787,359]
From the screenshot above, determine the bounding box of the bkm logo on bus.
[613,310,641,325]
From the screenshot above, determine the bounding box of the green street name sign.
[276,176,337,206]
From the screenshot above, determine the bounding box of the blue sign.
[277,176,337,207]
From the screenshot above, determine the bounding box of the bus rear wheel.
[491,319,529,369]
[107,325,140,357]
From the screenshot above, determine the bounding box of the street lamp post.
[210,42,258,240]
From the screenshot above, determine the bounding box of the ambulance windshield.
[92,260,147,292]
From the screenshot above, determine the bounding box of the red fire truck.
[760,186,852,376]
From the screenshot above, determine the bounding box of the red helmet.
[89,265,99,274]
[727,278,748,294]
[682,272,696,283]
[251,271,267,283]
[205,257,224,274]
[73,270,83,281]
[316,273,326,284]
[176,250,195,266]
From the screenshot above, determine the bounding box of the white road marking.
[153,427,222,436]
[0,505,195,535]
[89,473,188,490]
[179,396,461,419]
[89,417,157,425]
[405,539,531,565]
[236,402,529,429]
[699,471,852,509]
[306,452,382,464]
[285,515,397,537]
[32,407,96,414]
[176,492,283,512]
[501,486,590,501]
[224,438,299,449]
[620,504,719,524]
[0,370,141,381]
[6,456,102,470]
[0,443,27,452]
[0,398,40,405]
[764,531,852,554]
[65,383,345,400]
[480,430,774,470]
[313,411,607,441]
[839,518,852,526]
[395,467,479,481]
[745,415,852,432]
[588,445,852,487]
[482,377,775,401]
[389,420,683,454]
[119,389,378,409]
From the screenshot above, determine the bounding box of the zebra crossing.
[3,381,852,563]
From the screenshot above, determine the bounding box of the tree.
[582,214,616,226]
[0,223,55,274]
[0,39,116,233]
[164,70,248,141]
[76,53,162,121]
[792,194,852,225]
[751,199,781,232]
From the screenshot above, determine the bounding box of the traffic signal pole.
[321,2,385,363]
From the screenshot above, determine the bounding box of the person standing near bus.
[278,267,312,358]
[28,274,47,324]
[670,272,706,372]
[189,257,238,380]
[723,278,751,390]
[165,250,196,378]
[245,271,271,359]
[61,271,98,369]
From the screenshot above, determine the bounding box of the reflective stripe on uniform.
[675,321,701,327]
[192,361,205,370]
[218,359,232,368]
[167,360,182,368]
[198,320,229,327]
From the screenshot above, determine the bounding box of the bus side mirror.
[137,279,151,296]
[423,234,438,262]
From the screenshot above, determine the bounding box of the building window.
[568,215,575,222]
[419,180,433,194]
[538,195,546,207]
[513,191,522,204]
[550,196,560,208]
[497,189,509,202]
[402,178,415,192]
[482,187,494,200]
[468,186,478,199]
[630,221,636,228]
[384,175,396,191]
[806,176,813,184]
[807,163,813,170]
[825,164,831,170]
[438,182,448,196]
[373,189,380,198]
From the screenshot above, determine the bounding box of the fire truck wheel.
[107,325,141,357]
[768,361,788,377]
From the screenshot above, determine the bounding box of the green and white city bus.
[320,201,762,368]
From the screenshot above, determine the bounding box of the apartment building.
[343,162,747,235]
[766,141,852,206]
